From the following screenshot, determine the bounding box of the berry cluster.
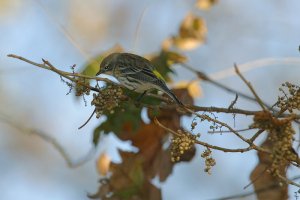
[250,111,297,176]
[170,130,200,162]
[191,121,197,131]
[75,79,91,96]
[268,122,297,175]
[201,148,216,174]
[278,82,300,112]
[91,85,123,118]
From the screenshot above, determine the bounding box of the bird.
[96,52,183,105]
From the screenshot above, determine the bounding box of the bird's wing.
[116,53,159,81]
[118,65,158,81]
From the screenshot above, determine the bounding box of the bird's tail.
[159,82,183,106]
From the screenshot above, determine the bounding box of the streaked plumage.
[96,53,183,105]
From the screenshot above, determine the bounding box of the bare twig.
[209,175,300,200]
[234,64,266,111]
[228,94,238,110]
[249,129,265,142]
[78,109,96,129]
[181,63,273,110]
[184,108,270,154]
[7,54,110,82]
[208,57,300,81]
[207,127,256,134]
[155,117,254,153]
[0,113,95,168]
[34,0,93,62]
[277,173,300,188]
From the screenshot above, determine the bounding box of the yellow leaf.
[196,0,218,10]
[172,13,207,51]
[174,80,202,98]
[172,37,203,51]
[97,152,111,176]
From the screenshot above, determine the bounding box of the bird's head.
[96,53,120,76]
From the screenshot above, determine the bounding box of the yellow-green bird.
[96,53,183,105]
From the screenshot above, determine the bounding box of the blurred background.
[1,0,300,199]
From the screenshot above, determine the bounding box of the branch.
[7,54,300,121]
[209,175,300,200]
[154,117,255,153]
[0,113,95,168]
[234,64,266,111]
[181,63,273,110]
[7,54,112,84]
[183,108,269,153]
[207,127,256,134]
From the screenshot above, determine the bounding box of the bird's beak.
[96,69,103,76]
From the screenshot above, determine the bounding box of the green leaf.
[92,101,143,146]
[114,185,139,199]
[149,50,187,82]
[81,56,103,76]
[92,125,103,146]
[129,161,144,186]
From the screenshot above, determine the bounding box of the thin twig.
[234,64,266,111]
[184,107,269,153]
[34,0,93,62]
[7,54,110,82]
[78,109,96,129]
[155,117,254,153]
[249,129,265,142]
[181,63,273,110]
[277,173,300,188]
[0,113,95,168]
[207,127,256,134]
[209,175,300,200]
[228,94,238,110]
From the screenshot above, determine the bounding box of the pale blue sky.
[1,0,300,199]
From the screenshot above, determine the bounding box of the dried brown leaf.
[171,13,207,50]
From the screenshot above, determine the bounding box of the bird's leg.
[136,90,147,102]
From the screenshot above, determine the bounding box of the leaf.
[91,88,194,200]
[129,160,144,186]
[92,102,143,146]
[92,125,102,146]
[148,50,187,82]
[196,0,218,10]
[166,13,207,51]
[96,152,111,176]
[175,80,202,98]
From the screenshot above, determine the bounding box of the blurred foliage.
[163,13,207,51]
[196,0,219,10]
[93,101,142,146]
[147,50,187,82]
[175,80,202,98]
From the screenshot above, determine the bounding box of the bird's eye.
[104,64,109,70]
